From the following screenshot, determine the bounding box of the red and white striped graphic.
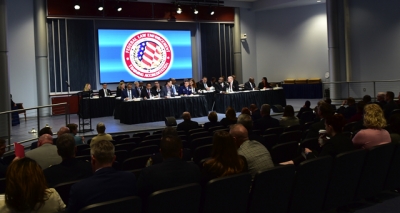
[141,42,161,68]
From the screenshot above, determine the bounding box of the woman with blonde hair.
[0,158,65,212]
[116,81,125,97]
[83,83,91,92]
[352,104,391,149]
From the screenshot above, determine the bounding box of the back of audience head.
[356,101,366,113]
[377,93,385,102]
[283,105,295,117]
[38,134,53,147]
[0,139,6,157]
[57,126,70,137]
[229,124,249,147]
[90,140,115,169]
[325,114,346,135]
[386,91,395,101]
[347,97,356,105]
[96,122,106,134]
[5,158,48,212]
[208,111,218,122]
[225,107,237,121]
[182,112,191,121]
[260,104,271,117]
[318,101,333,118]
[56,134,76,160]
[249,104,258,112]
[38,127,52,137]
[363,104,386,129]
[66,123,78,135]
[162,127,178,138]
[160,135,182,159]
[237,114,253,132]
[241,107,251,115]
[389,114,400,135]
[363,95,372,103]
[324,98,332,105]
[304,100,311,108]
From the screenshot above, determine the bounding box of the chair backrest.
[289,156,333,213]
[131,145,159,157]
[144,134,162,141]
[300,111,315,124]
[118,137,141,145]
[303,121,316,130]
[354,142,396,200]
[188,128,206,136]
[385,143,400,190]
[54,179,82,206]
[140,139,161,148]
[30,141,38,150]
[323,149,367,210]
[114,150,129,164]
[153,130,163,135]
[248,165,295,213]
[2,152,16,165]
[299,137,319,152]
[122,155,152,171]
[270,141,299,164]
[133,132,150,140]
[189,131,210,142]
[193,144,213,165]
[279,130,303,143]
[178,135,187,141]
[112,134,130,142]
[203,173,252,213]
[77,148,91,156]
[343,121,358,132]
[251,129,262,136]
[76,144,90,152]
[0,178,5,194]
[264,127,284,136]
[392,109,400,116]
[75,155,91,162]
[208,126,225,133]
[191,136,213,150]
[78,196,141,213]
[115,142,137,152]
[285,124,302,132]
[148,183,201,213]
[261,134,279,151]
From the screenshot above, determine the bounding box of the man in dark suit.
[384,91,399,120]
[336,97,357,120]
[232,75,239,88]
[204,111,221,130]
[249,104,262,121]
[244,77,256,90]
[121,83,138,100]
[98,83,112,98]
[68,140,137,213]
[151,81,162,97]
[305,101,333,140]
[197,76,211,91]
[160,80,175,98]
[375,92,387,109]
[137,135,200,200]
[141,83,153,100]
[43,134,92,187]
[178,81,192,96]
[227,76,239,92]
[133,81,142,96]
[254,104,279,132]
[214,76,228,93]
[177,112,199,133]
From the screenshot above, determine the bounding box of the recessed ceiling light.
[317,0,321,2]
[74,4,80,10]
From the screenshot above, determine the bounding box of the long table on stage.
[214,89,287,113]
[79,97,119,119]
[119,96,209,124]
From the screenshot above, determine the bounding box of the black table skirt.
[119,96,209,124]
[282,84,323,99]
[79,97,118,119]
[203,93,215,111]
[214,90,287,113]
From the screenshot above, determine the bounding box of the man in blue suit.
[121,83,138,100]
[178,81,192,96]
[160,80,175,98]
[67,140,137,213]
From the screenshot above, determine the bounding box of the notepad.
[14,142,25,158]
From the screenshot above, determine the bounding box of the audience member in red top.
[348,101,366,123]
[352,104,391,149]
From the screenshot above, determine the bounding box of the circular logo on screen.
[122,31,173,80]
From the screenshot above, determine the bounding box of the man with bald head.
[177,112,199,133]
[253,104,279,131]
[230,124,273,178]
[54,126,70,145]
[244,77,256,90]
[26,134,62,169]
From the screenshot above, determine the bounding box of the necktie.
[204,83,207,88]
[230,84,233,92]
[104,89,107,97]
[250,83,253,89]
[128,91,131,99]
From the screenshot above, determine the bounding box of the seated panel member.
[179,81,192,96]
[189,79,198,94]
[134,81,142,96]
[82,83,93,98]
[215,76,228,93]
[244,77,256,90]
[116,81,125,97]
[141,83,153,100]
[258,77,271,89]
[121,83,138,100]
[151,81,162,97]
[227,76,239,92]
[161,80,176,98]
[98,83,112,98]
[197,77,211,91]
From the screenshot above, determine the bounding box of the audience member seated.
[66,123,83,145]
[0,139,7,178]
[43,134,92,188]
[389,114,400,143]
[220,107,238,127]
[204,111,221,130]
[146,127,179,166]
[116,81,125,97]
[201,131,248,183]
[54,126,70,145]
[375,92,386,109]
[325,98,337,112]
[39,127,53,137]
[352,104,391,149]
[244,77,256,90]
[363,94,372,104]
[68,140,137,213]
[249,104,261,121]
[177,112,199,133]
[137,136,200,200]
[237,114,264,144]
[241,107,251,116]
[254,104,279,132]
[296,100,313,119]
[258,77,271,90]
[279,105,299,127]
[336,97,357,120]
[230,124,274,178]
[305,101,333,140]
[26,134,62,170]
[0,158,66,212]
[384,91,399,121]
[281,114,354,166]
[348,101,366,123]
[90,123,113,146]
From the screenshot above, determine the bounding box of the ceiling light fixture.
[194,7,199,15]
[98,1,104,11]
[177,5,182,14]
[74,1,80,10]
[209,8,214,15]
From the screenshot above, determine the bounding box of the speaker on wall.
[165,117,177,126]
